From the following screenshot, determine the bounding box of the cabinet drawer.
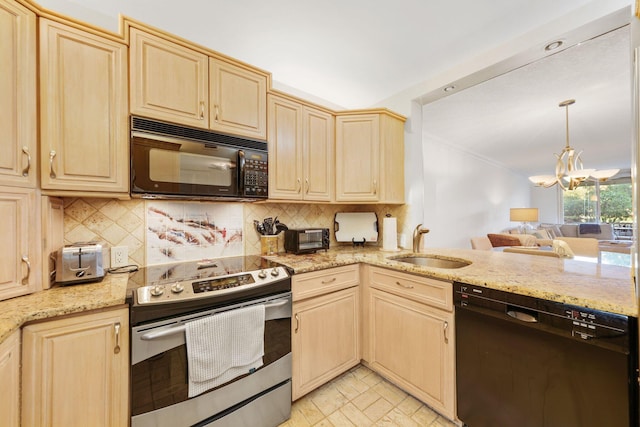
[292,265,359,301]
[369,267,452,311]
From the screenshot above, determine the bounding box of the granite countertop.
[0,273,130,343]
[268,245,638,317]
[0,245,636,345]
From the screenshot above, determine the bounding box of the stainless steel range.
[128,256,292,427]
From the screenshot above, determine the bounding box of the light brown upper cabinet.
[0,0,37,188]
[268,94,334,201]
[129,26,267,140]
[39,18,129,196]
[335,110,405,203]
[130,28,209,128]
[210,58,267,139]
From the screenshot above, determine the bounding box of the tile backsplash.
[63,198,408,267]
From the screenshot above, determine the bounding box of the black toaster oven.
[284,228,330,254]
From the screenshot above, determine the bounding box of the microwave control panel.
[244,158,268,197]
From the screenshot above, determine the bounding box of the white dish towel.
[185,304,265,397]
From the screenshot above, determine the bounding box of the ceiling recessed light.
[443,85,455,92]
[545,40,563,51]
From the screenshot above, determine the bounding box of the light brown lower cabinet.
[0,329,21,427]
[22,307,129,427]
[365,266,455,420]
[292,266,360,400]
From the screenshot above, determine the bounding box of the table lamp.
[510,208,539,233]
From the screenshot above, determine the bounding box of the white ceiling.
[43,0,603,108]
[423,25,631,178]
[40,0,633,176]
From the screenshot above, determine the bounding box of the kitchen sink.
[390,255,471,269]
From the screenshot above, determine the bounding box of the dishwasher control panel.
[454,282,633,349]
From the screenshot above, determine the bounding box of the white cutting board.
[334,212,378,243]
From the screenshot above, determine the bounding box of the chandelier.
[528,99,619,190]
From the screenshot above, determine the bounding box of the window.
[562,172,632,227]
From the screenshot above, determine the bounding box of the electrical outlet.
[111,246,128,268]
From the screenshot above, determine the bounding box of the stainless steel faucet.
[413,224,430,252]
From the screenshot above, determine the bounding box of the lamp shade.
[510,208,539,222]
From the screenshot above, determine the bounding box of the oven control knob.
[270,268,280,277]
[170,283,184,294]
[150,285,164,297]
[258,270,267,279]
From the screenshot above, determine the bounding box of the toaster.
[55,242,105,285]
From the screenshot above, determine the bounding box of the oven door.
[131,134,239,198]
[130,292,291,427]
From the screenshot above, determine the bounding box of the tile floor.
[279,365,459,427]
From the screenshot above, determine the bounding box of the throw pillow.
[532,229,551,240]
[539,224,562,238]
[487,233,521,247]
[559,224,579,237]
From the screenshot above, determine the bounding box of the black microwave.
[284,228,330,254]
[130,116,268,200]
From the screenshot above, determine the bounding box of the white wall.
[531,186,562,223]
[421,131,532,249]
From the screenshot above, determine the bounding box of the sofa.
[537,223,616,241]
[481,223,617,250]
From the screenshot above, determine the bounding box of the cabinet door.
[368,289,455,419]
[130,28,208,128]
[379,114,405,203]
[303,106,334,202]
[0,186,38,301]
[292,287,360,400]
[210,58,267,139]
[335,114,380,202]
[267,95,303,199]
[40,19,128,194]
[0,0,36,188]
[0,329,21,427]
[22,307,129,427]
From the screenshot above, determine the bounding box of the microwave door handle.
[238,150,246,195]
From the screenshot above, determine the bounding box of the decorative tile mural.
[63,198,408,267]
[146,201,243,265]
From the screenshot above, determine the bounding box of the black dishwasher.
[454,282,638,427]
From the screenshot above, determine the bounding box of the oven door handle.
[264,299,288,309]
[140,299,290,341]
[140,325,187,341]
